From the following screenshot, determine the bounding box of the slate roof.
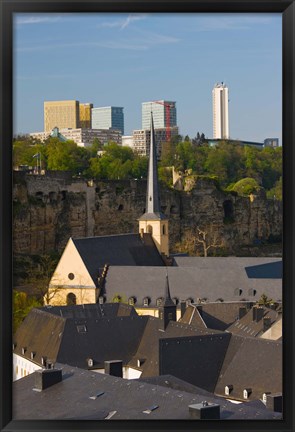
[104,260,282,306]
[226,305,281,337]
[195,302,253,331]
[13,363,282,420]
[214,335,282,401]
[129,317,223,382]
[72,233,165,285]
[13,306,149,369]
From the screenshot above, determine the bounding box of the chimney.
[263,317,272,332]
[252,306,264,322]
[104,360,123,378]
[189,402,220,420]
[238,307,247,320]
[34,369,62,391]
[265,393,283,413]
[255,307,264,322]
[180,301,187,318]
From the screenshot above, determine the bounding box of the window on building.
[156,297,164,306]
[128,297,136,306]
[66,292,77,305]
[143,297,150,307]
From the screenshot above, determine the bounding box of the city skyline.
[14,13,282,143]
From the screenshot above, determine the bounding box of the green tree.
[13,290,42,333]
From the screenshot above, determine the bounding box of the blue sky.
[14,13,282,143]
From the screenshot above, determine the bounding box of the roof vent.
[243,388,252,399]
[189,402,220,419]
[225,385,233,396]
[265,393,283,413]
[104,360,123,378]
[34,369,62,391]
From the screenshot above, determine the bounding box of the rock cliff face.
[13,172,282,256]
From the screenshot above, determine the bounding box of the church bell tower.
[138,112,169,257]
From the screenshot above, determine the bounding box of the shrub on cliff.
[230,177,261,196]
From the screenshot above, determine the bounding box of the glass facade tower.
[91,107,124,134]
[142,101,177,130]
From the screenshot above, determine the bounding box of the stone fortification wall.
[13,172,282,256]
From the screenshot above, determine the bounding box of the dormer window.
[186,298,194,306]
[30,351,36,360]
[21,347,27,355]
[172,297,179,305]
[143,297,150,307]
[243,388,252,399]
[225,385,233,396]
[156,297,164,307]
[128,296,137,306]
[234,288,243,296]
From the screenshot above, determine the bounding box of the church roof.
[71,233,165,285]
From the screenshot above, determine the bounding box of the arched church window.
[147,225,153,234]
[66,292,77,305]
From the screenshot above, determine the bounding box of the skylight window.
[143,405,159,414]
[77,324,87,333]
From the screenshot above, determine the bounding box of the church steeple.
[145,113,162,216]
[138,112,169,257]
[159,270,176,329]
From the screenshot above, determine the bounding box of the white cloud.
[97,13,148,30]
[15,15,63,25]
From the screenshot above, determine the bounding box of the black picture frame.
[1,1,294,431]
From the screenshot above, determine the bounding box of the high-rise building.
[133,127,179,158]
[79,103,93,129]
[142,101,177,130]
[212,83,229,139]
[91,107,124,134]
[44,100,80,131]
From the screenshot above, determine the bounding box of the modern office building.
[79,103,93,129]
[133,126,179,158]
[30,127,122,147]
[212,83,229,139]
[91,107,124,134]
[142,101,177,130]
[44,100,80,131]
[264,138,279,148]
